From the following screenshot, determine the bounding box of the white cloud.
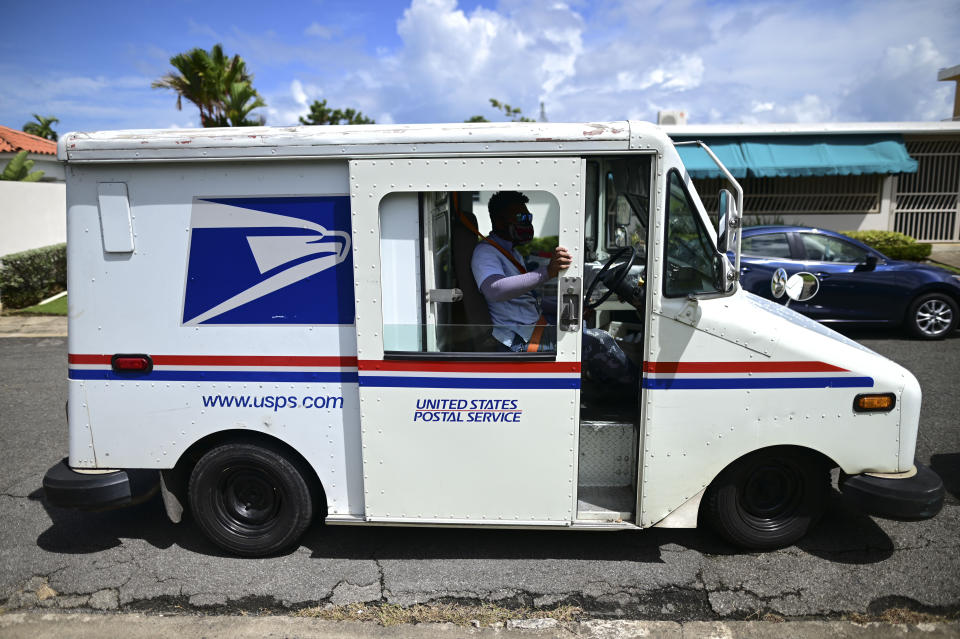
[4,0,956,134]
[373,0,585,122]
[752,101,774,114]
[290,79,309,108]
[621,55,705,92]
[304,22,333,38]
[839,37,952,121]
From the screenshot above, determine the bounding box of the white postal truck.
[43,121,944,556]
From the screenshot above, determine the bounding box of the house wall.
[691,174,895,235]
[0,181,66,257]
[0,153,65,182]
[683,133,960,242]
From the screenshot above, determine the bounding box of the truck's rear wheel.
[704,448,828,550]
[188,442,314,557]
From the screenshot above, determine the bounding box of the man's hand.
[547,246,573,279]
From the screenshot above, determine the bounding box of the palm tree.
[152,44,267,127]
[222,81,267,127]
[22,115,59,141]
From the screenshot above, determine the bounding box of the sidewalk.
[0,315,67,338]
[0,613,957,639]
[929,243,960,270]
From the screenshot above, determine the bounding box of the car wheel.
[703,448,828,550]
[906,292,958,340]
[189,441,314,557]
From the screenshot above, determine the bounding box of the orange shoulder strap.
[526,315,548,353]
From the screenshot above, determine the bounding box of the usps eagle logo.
[182,196,354,325]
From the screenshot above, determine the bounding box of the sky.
[1,0,958,135]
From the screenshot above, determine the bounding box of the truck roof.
[58,120,669,163]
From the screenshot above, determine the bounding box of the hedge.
[841,230,932,261]
[0,243,67,309]
[516,235,559,258]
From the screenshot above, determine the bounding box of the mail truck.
[44,121,944,556]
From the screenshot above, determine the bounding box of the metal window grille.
[693,175,884,220]
[893,137,960,242]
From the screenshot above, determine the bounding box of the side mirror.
[717,189,741,254]
[771,267,788,299]
[855,254,878,272]
[785,272,819,303]
[771,269,819,305]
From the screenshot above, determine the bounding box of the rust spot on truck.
[582,124,623,136]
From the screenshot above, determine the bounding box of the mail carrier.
[44,121,944,556]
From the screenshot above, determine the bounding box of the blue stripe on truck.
[643,376,874,390]
[358,376,580,389]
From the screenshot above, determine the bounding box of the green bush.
[841,230,931,261]
[516,235,559,258]
[0,243,67,309]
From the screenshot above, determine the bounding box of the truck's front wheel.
[189,442,314,556]
[704,448,828,550]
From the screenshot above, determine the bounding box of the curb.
[0,614,958,639]
[0,316,67,338]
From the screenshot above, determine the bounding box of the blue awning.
[673,134,918,179]
[673,138,750,179]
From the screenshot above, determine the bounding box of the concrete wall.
[754,175,896,234]
[0,181,66,257]
[744,212,889,233]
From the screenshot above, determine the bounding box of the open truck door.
[348,158,586,525]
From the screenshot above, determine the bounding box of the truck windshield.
[664,170,721,297]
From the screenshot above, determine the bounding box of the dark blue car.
[731,226,960,339]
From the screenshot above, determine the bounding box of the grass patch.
[846,607,957,624]
[929,259,960,275]
[294,602,583,627]
[10,294,67,316]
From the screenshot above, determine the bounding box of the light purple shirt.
[470,235,547,347]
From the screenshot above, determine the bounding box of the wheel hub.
[739,462,803,528]
[916,299,953,336]
[218,468,281,529]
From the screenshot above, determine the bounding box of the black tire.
[703,448,828,550]
[906,292,958,340]
[188,441,314,557]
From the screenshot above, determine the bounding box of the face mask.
[508,221,535,245]
[498,210,534,245]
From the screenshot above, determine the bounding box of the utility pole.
[938,64,960,121]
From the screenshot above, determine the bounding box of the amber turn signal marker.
[854,393,896,413]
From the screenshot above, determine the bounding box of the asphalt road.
[1,331,958,620]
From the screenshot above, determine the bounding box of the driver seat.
[450,205,500,352]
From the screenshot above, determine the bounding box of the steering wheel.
[585,247,638,309]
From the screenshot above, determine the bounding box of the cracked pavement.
[1,333,958,619]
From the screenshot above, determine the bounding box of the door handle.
[559,276,581,332]
[815,272,830,280]
[426,288,463,303]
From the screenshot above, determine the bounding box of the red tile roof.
[0,126,57,155]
